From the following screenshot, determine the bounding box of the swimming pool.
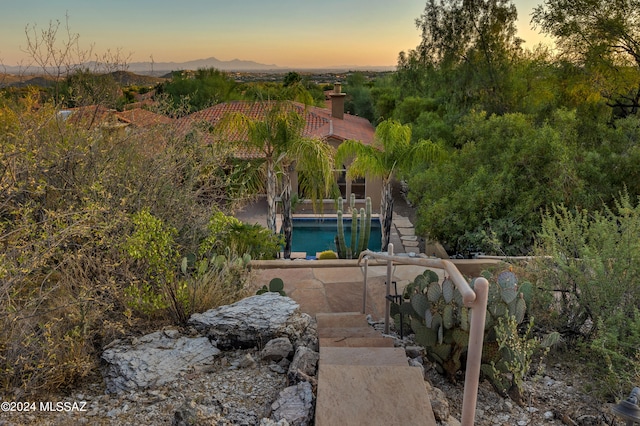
[287,217,382,255]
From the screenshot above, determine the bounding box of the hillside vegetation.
[2,0,640,402]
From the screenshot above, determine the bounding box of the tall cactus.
[350,208,358,257]
[336,210,347,258]
[357,208,366,254]
[362,197,371,251]
[334,196,373,258]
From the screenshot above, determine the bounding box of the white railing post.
[362,257,369,314]
[460,277,488,426]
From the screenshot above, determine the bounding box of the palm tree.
[336,119,444,250]
[218,101,334,258]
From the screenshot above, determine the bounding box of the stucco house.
[178,83,382,208]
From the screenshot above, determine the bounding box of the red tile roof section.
[176,100,375,159]
[65,105,174,129]
[115,108,174,127]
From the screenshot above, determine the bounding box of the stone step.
[318,326,380,339]
[315,365,437,426]
[320,347,408,366]
[319,336,395,347]
[315,312,368,329]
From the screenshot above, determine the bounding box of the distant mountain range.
[2,56,394,75]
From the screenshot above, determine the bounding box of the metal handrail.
[357,245,489,426]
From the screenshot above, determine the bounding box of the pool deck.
[234,196,435,258]
[252,263,435,321]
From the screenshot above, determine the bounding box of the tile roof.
[115,108,174,127]
[63,105,174,129]
[176,100,375,159]
[61,101,375,160]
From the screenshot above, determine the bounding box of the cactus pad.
[442,278,454,303]
[490,301,508,318]
[500,286,518,304]
[414,274,428,291]
[399,301,416,316]
[443,305,454,329]
[427,281,442,303]
[451,328,469,346]
[518,281,533,305]
[453,287,464,307]
[424,308,434,328]
[413,320,437,347]
[514,295,527,324]
[460,307,470,332]
[411,293,430,319]
[497,271,518,289]
[423,269,440,284]
[431,343,452,361]
[269,278,284,292]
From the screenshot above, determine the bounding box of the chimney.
[329,82,346,120]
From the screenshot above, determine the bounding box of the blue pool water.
[287,217,381,255]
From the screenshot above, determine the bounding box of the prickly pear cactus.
[256,277,287,296]
[391,268,532,384]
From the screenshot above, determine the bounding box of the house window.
[351,176,366,199]
[335,165,366,200]
[299,166,366,200]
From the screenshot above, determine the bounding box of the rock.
[102,330,220,393]
[297,319,319,352]
[260,419,290,426]
[428,385,450,421]
[261,337,294,362]
[287,346,319,383]
[188,294,312,350]
[408,358,426,379]
[172,401,200,426]
[442,415,462,426]
[405,346,423,358]
[271,381,314,426]
[270,364,287,374]
[236,353,257,369]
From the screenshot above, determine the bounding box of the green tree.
[217,102,334,258]
[532,0,640,116]
[160,68,238,115]
[336,119,444,250]
[283,71,302,87]
[409,111,582,255]
[410,0,523,114]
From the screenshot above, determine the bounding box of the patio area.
[252,263,437,320]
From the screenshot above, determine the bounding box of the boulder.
[287,346,319,383]
[188,293,312,350]
[261,337,294,362]
[102,329,220,393]
[271,381,314,426]
[425,382,451,421]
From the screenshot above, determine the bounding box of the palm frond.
[293,137,335,210]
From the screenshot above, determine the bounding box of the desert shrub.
[200,211,282,260]
[0,94,256,395]
[409,110,582,256]
[318,250,338,259]
[530,193,640,399]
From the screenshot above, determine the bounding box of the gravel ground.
[0,325,616,426]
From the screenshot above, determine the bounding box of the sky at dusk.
[1,0,549,69]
